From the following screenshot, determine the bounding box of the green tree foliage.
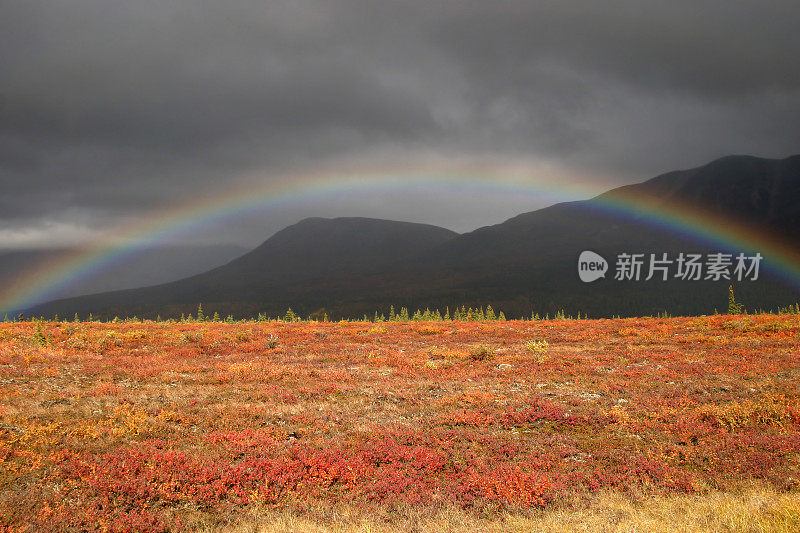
[728,285,744,315]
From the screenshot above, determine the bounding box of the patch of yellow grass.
[203,488,800,533]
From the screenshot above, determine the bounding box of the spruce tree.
[728,285,743,315]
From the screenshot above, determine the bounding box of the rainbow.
[2,167,800,315]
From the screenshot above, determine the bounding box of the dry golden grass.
[202,488,800,533]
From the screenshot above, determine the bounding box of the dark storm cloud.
[1,0,799,245]
[427,1,800,97]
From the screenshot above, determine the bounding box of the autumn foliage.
[1,314,799,531]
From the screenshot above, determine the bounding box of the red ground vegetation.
[0,315,798,531]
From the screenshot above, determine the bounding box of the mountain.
[23,218,460,318]
[195,217,459,283]
[605,154,800,238]
[24,154,800,319]
[423,154,800,267]
[400,154,800,316]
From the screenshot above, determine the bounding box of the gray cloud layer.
[1,0,799,246]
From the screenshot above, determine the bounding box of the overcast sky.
[1,0,799,249]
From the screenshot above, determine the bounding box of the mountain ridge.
[22,154,800,319]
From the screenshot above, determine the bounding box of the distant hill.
[0,244,247,306]
[24,218,460,318]
[25,154,800,319]
[195,216,459,283]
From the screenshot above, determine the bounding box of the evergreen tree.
[34,319,47,346]
[728,285,744,315]
[485,305,496,320]
[196,304,205,322]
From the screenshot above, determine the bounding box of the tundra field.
[1,315,799,532]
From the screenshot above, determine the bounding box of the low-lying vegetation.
[1,313,799,531]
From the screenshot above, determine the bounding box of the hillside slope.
[25,155,800,318]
